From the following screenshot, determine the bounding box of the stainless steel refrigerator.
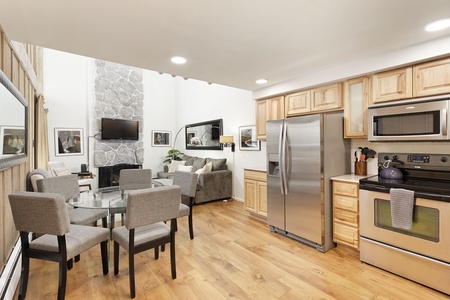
[267,113,350,252]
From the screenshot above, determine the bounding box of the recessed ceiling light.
[171,56,187,64]
[425,18,450,32]
[256,79,268,84]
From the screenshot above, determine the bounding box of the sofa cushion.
[177,165,193,172]
[192,157,206,172]
[206,158,227,171]
[168,160,186,172]
[195,162,212,175]
[182,155,195,166]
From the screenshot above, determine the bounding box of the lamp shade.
[219,135,234,144]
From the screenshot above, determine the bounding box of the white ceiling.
[1,0,450,91]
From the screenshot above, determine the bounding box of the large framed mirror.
[185,119,223,150]
[0,69,28,170]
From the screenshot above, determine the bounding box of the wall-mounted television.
[101,118,139,140]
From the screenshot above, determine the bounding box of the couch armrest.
[197,170,232,203]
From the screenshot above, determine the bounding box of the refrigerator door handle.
[282,123,289,195]
[278,123,285,195]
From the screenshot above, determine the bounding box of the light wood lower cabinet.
[332,180,359,250]
[244,169,267,219]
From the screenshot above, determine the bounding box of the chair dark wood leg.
[188,196,194,240]
[114,241,119,275]
[19,232,30,300]
[129,229,136,298]
[67,259,73,270]
[121,213,125,225]
[102,216,107,228]
[174,218,178,231]
[75,254,80,262]
[100,240,109,275]
[161,244,165,252]
[154,246,159,259]
[57,236,68,300]
[170,219,177,279]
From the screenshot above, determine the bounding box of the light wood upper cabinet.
[285,90,311,117]
[371,67,412,103]
[413,57,450,97]
[255,96,284,140]
[311,83,342,112]
[255,100,269,140]
[344,76,369,138]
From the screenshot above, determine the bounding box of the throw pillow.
[177,165,193,172]
[206,158,227,171]
[195,168,204,175]
[168,160,186,172]
[53,167,71,176]
[203,162,213,173]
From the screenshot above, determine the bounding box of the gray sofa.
[157,155,232,204]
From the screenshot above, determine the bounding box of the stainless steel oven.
[368,96,450,141]
[359,153,450,295]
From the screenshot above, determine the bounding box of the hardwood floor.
[14,200,449,299]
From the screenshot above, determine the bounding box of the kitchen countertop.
[331,174,376,184]
[244,166,267,172]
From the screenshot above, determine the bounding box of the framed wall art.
[152,130,171,147]
[0,126,26,158]
[55,128,84,156]
[239,125,260,151]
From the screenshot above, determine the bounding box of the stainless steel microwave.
[368,98,450,141]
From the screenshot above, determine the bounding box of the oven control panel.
[379,153,450,169]
[407,155,430,163]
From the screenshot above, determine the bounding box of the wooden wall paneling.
[2,36,12,79]
[12,53,20,89]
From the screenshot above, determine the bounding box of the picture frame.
[55,128,84,156]
[0,126,26,158]
[239,125,260,151]
[152,130,171,147]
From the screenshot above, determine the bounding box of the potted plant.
[163,149,184,164]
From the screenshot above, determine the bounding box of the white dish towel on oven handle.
[390,188,415,230]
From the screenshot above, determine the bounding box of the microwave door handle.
[278,124,285,195]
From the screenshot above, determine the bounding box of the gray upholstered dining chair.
[8,191,109,300]
[172,170,198,240]
[36,174,108,228]
[112,185,181,299]
[111,168,153,228]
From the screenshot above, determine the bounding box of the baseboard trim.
[0,238,21,300]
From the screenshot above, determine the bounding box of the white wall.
[43,49,91,172]
[43,49,257,199]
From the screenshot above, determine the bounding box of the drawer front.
[244,170,267,182]
[334,208,359,226]
[334,194,358,212]
[334,222,359,249]
[333,181,358,197]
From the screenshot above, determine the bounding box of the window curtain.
[35,94,49,169]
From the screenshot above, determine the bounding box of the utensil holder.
[355,161,367,176]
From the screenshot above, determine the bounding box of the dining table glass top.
[67,181,164,209]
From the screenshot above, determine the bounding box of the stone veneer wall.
[93,60,144,167]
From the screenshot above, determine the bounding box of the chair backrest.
[172,171,198,197]
[48,161,71,177]
[9,191,70,235]
[36,174,80,201]
[125,185,181,230]
[119,169,152,191]
[27,168,52,191]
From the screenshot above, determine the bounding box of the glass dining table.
[68,180,165,210]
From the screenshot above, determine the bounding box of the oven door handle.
[360,184,450,202]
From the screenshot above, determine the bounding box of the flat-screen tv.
[101,118,139,140]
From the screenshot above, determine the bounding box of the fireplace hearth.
[98,164,142,188]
